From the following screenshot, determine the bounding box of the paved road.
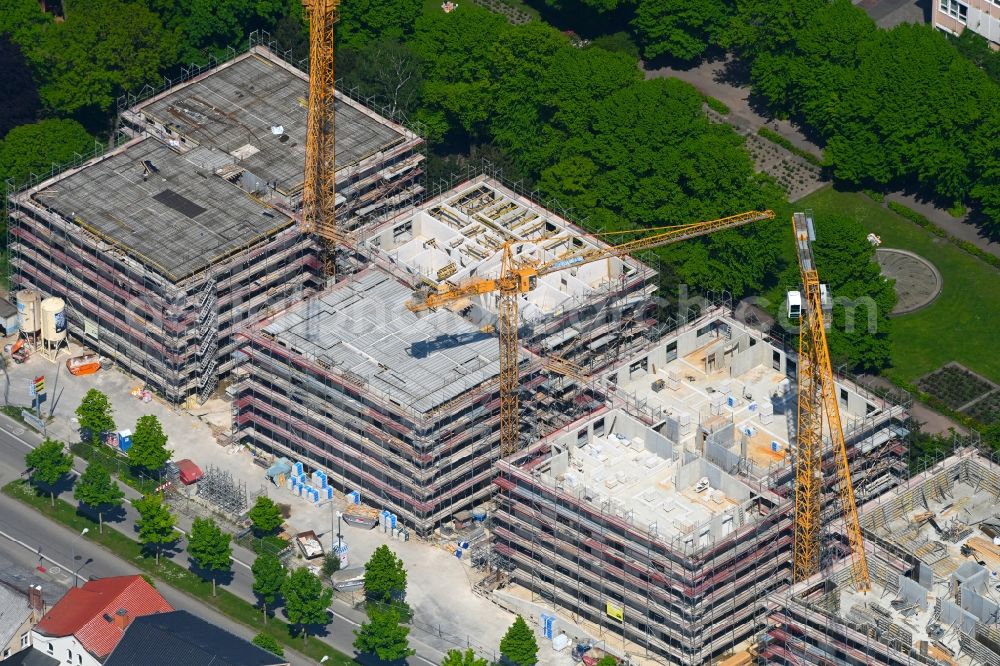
[0,414,441,666]
[0,490,316,666]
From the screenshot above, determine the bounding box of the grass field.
[797,186,1000,386]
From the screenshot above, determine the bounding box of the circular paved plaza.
[876,248,942,314]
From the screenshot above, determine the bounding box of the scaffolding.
[762,446,1000,665]
[486,306,912,666]
[6,42,426,404]
[199,464,250,519]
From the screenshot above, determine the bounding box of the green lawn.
[797,186,1000,385]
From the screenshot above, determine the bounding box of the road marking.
[2,415,442,665]
[0,415,252,570]
[0,527,85,583]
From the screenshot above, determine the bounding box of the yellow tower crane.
[302,0,341,248]
[789,210,870,591]
[407,209,776,457]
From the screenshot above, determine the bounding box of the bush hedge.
[703,95,730,115]
[887,201,1000,271]
[756,127,823,167]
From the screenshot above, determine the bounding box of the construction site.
[7,11,1000,664]
[232,176,665,534]
[762,447,1000,666]
[489,307,910,665]
[5,44,423,403]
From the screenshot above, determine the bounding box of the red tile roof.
[35,575,173,658]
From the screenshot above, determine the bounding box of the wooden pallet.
[967,536,1000,572]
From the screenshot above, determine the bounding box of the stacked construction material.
[284,462,335,503]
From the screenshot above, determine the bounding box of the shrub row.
[703,95,730,115]
[2,480,353,665]
[756,127,823,167]
[887,201,1000,271]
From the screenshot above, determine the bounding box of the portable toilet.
[117,430,133,453]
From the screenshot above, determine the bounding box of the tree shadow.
[73,503,127,528]
[250,591,284,623]
[354,653,410,666]
[186,558,236,588]
[29,474,76,503]
[133,531,182,562]
[519,0,633,39]
[281,609,333,642]
[890,181,1000,242]
[644,44,730,74]
[717,56,751,86]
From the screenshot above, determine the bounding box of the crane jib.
[550,256,585,271]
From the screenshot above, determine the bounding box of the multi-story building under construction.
[233,177,661,533]
[6,45,424,403]
[764,447,1000,666]
[490,308,910,665]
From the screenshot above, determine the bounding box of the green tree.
[353,605,414,663]
[633,0,731,61]
[251,552,287,625]
[250,632,283,657]
[485,21,570,175]
[75,388,115,447]
[953,30,1000,85]
[723,0,827,60]
[810,213,896,372]
[0,0,54,48]
[499,616,538,666]
[148,0,290,63]
[128,415,170,475]
[594,657,617,666]
[364,545,407,605]
[338,39,422,119]
[247,495,283,535]
[0,119,92,185]
[411,4,505,139]
[534,75,786,300]
[441,648,489,666]
[720,0,1000,230]
[495,45,639,177]
[321,552,341,577]
[73,461,123,533]
[336,0,421,49]
[187,517,232,596]
[282,567,332,642]
[30,0,179,115]
[134,493,177,564]
[25,439,73,506]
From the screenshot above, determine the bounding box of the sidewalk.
[0,347,564,664]
[644,56,1000,260]
[0,407,446,665]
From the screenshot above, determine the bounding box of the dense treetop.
[7,0,994,380]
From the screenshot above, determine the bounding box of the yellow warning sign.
[606,602,624,622]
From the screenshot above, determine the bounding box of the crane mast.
[791,211,871,591]
[498,244,520,456]
[302,0,341,249]
[409,209,775,458]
